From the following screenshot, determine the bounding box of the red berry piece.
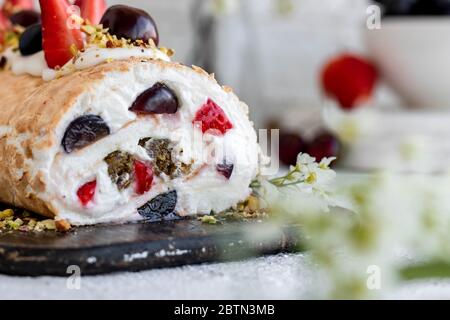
[307,132,341,162]
[39,0,84,68]
[77,180,97,206]
[129,83,179,115]
[134,160,154,195]
[193,99,233,135]
[100,5,159,45]
[321,54,378,110]
[74,0,106,25]
[0,10,9,29]
[0,11,9,45]
[279,133,305,166]
[217,163,234,179]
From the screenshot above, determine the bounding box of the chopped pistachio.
[70,44,79,57]
[42,219,56,230]
[27,219,37,229]
[0,209,14,220]
[246,196,260,212]
[34,219,56,232]
[7,218,23,230]
[200,215,218,225]
[159,47,175,57]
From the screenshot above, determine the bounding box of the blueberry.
[100,5,159,45]
[62,115,110,153]
[217,163,234,179]
[137,190,179,221]
[130,83,179,115]
[19,23,42,56]
[10,10,41,28]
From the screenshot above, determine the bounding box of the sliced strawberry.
[40,0,84,69]
[193,99,233,135]
[0,11,9,30]
[77,180,97,206]
[134,160,153,195]
[0,11,10,46]
[2,0,34,17]
[321,54,378,110]
[74,0,106,25]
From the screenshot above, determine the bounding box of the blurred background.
[29,0,450,173]
[106,0,379,130]
[102,0,450,174]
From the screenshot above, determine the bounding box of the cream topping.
[2,45,171,81]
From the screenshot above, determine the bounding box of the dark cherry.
[129,83,179,115]
[19,23,42,56]
[217,163,234,179]
[10,10,41,27]
[307,132,341,163]
[62,115,110,153]
[137,190,179,222]
[100,5,159,45]
[410,0,450,15]
[0,57,7,69]
[279,133,306,166]
[374,0,416,16]
[377,0,450,17]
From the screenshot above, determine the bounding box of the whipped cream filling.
[2,45,171,81]
[20,60,259,225]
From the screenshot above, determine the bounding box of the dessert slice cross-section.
[0,59,260,225]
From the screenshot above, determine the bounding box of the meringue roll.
[0,58,260,225]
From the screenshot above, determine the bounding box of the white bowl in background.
[365,19,450,109]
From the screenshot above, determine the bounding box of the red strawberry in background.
[40,0,84,69]
[2,0,34,17]
[0,11,9,46]
[321,54,378,110]
[74,0,106,25]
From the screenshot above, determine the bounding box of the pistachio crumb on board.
[0,209,71,233]
[199,196,267,225]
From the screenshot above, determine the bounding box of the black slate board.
[0,219,300,277]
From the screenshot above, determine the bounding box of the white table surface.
[2,253,450,300]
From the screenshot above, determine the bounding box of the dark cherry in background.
[100,4,159,45]
[9,10,41,28]
[307,132,341,163]
[129,82,179,115]
[279,133,306,167]
[374,0,450,17]
[275,121,341,167]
